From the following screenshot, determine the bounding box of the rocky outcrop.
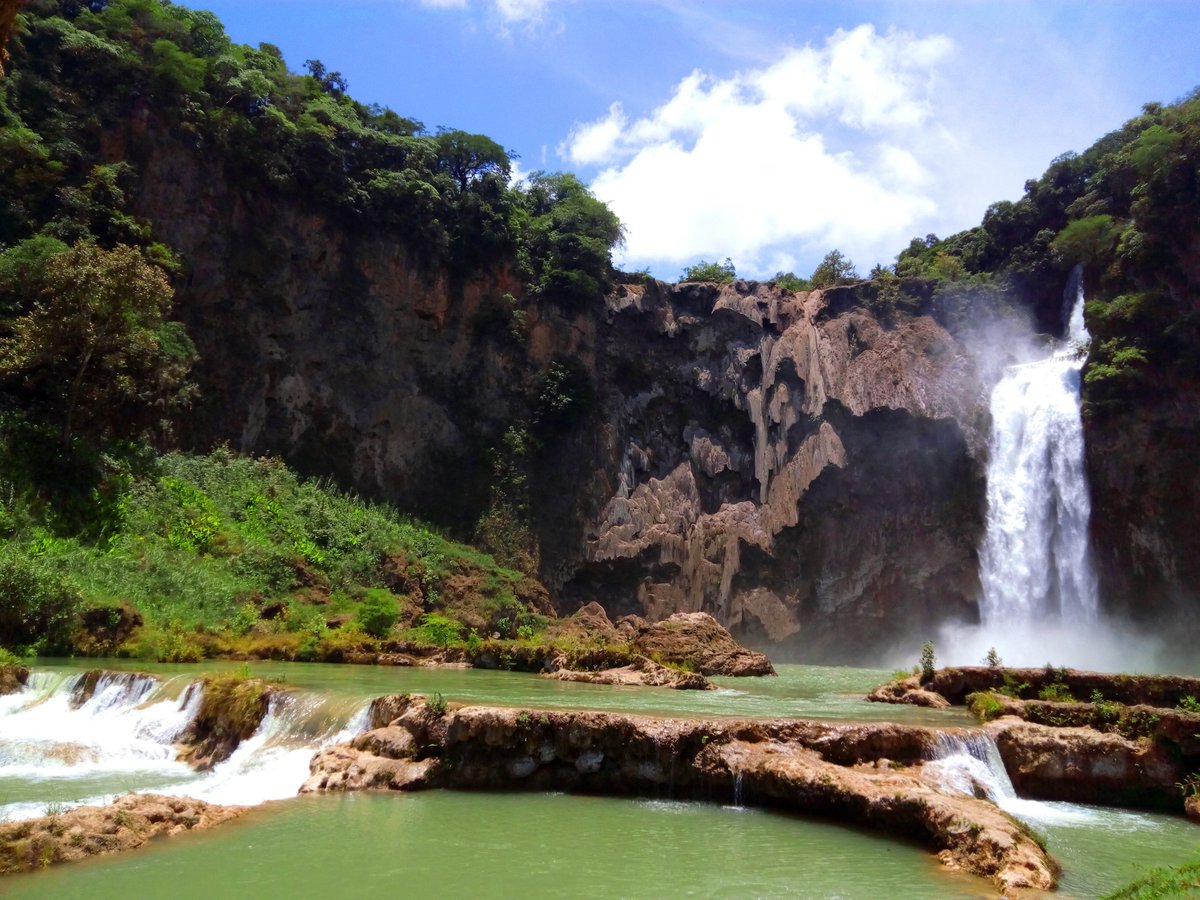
[0,794,243,875]
[626,612,774,676]
[553,280,984,661]
[176,675,277,770]
[987,718,1189,811]
[872,667,1200,814]
[867,675,951,709]
[906,666,1200,707]
[0,663,27,695]
[304,695,1056,893]
[543,655,713,690]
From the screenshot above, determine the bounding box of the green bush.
[1038,682,1076,703]
[0,554,83,654]
[355,589,400,638]
[772,271,811,292]
[416,612,461,649]
[680,258,735,283]
[966,691,1006,722]
[1178,695,1200,714]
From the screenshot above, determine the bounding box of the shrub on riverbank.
[0,446,551,662]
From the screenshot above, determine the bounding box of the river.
[2,661,1196,897]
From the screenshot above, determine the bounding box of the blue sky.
[188,1,1200,280]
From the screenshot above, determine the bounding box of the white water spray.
[926,733,1096,826]
[938,272,1160,669]
[979,271,1097,626]
[0,671,368,822]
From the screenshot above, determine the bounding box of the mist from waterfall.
[977,273,1097,625]
[939,269,1159,670]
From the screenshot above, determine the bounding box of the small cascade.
[926,732,1099,826]
[924,732,1016,805]
[732,770,744,808]
[0,669,370,822]
[977,268,1098,628]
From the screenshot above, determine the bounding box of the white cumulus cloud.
[561,24,958,279]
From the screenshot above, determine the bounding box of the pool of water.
[2,792,994,899]
[21,659,975,725]
[2,660,1197,897]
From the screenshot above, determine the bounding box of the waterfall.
[0,670,368,822]
[977,269,1098,626]
[926,732,1104,826]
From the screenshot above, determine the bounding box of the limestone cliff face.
[120,132,986,661]
[1084,247,1200,634]
[549,279,985,660]
[124,127,532,530]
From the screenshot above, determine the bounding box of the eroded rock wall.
[119,127,986,660]
[554,280,985,660]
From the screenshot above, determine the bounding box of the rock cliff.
[115,131,985,661]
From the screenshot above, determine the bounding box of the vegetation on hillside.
[0,0,622,283]
[876,91,1200,414]
[0,445,561,661]
[0,0,632,658]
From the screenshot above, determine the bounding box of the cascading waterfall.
[977,267,1098,626]
[0,670,368,822]
[925,733,1098,826]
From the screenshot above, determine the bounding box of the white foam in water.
[0,670,371,821]
[927,732,1120,827]
[168,694,370,807]
[0,673,197,781]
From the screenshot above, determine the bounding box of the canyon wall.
[124,129,988,660]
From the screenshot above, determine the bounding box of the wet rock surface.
[924,667,1200,708]
[543,654,714,690]
[627,612,775,677]
[176,675,277,770]
[872,667,1200,815]
[0,664,28,696]
[0,794,244,876]
[304,695,1056,893]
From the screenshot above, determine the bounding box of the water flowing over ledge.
[0,670,368,823]
[303,695,1058,893]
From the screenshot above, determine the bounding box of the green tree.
[0,242,196,445]
[435,129,510,192]
[810,249,858,288]
[680,258,736,283]
[773,271,811,291]
[520,172,624,303]
[417,612,462,649]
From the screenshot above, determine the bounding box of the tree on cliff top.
[435,129,511,193]
[519,172,624,304]
[810,249,858,288]
[680,258,736,283]
[0,241,196,446]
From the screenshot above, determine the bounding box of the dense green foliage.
[1102,857,1200,899]
[0,0,622,284]
[0,0,627,656]
[772,271,811,292]
[680,258,736,283]
[882,91,1200,413]
[0,444,541,659]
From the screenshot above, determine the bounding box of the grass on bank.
[0,443,572,664]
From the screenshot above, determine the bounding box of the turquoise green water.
[3,792,994,899]
[31,659,976,726]
[4,660,1199,897]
